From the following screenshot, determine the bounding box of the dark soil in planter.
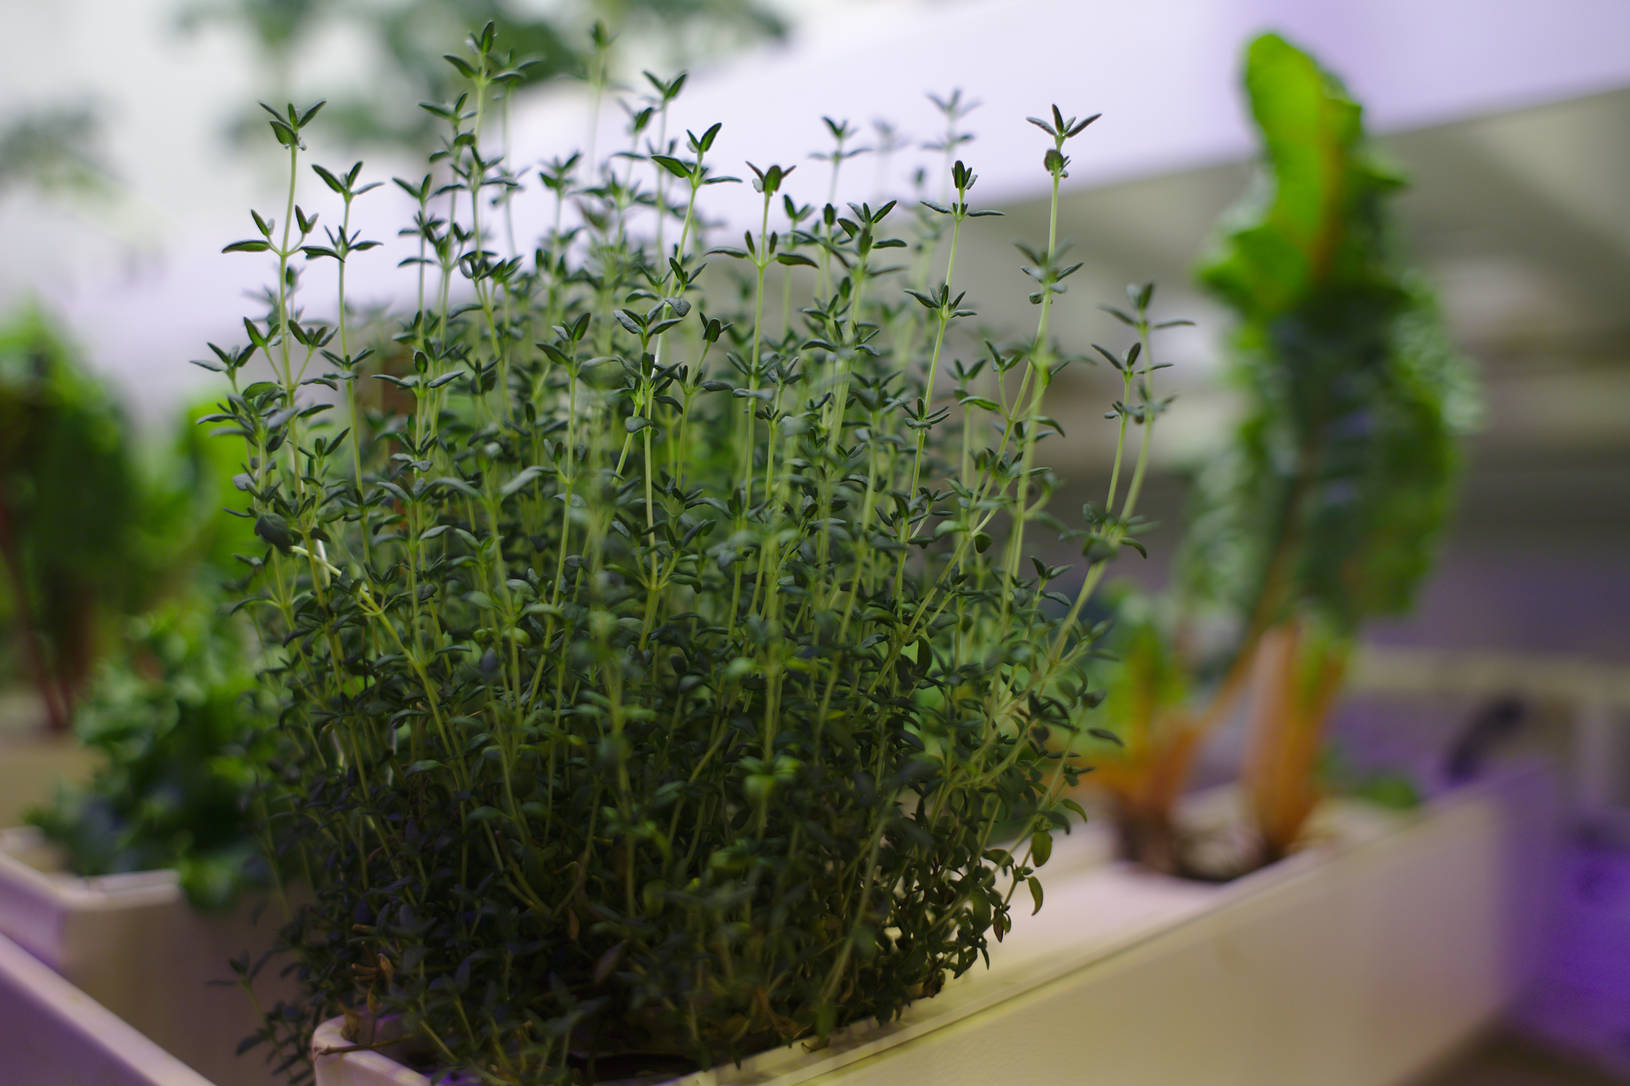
[392,1044,712,1086]
[568,1051,703,1084]
[1112,802,1280,883]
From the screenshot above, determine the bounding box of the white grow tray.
[312,760,1558,1086]
[0,929,216,1086]
[0,828,291,1086]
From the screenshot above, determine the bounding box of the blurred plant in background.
[0,103,113,203]
[179,0,787,148]
[0,306,270,905]
[27,596,275,909]
[0,305,256,719]
[0,309,146,732]
[1084,33,1477,875]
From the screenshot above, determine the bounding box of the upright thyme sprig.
[892,158,997,595]
[1001,105,1098,585]
[303,162,381,502]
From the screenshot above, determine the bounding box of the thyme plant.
[211,26,1174,1082]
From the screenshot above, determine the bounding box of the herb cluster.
[1183,35,1474,635]
[28,593,275,908]
[13,361,270,903]
[211,27,1173,1083]
[189,0,786,149]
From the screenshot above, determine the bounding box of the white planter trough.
[0,828,291,1086]
[312,760,1558,1086]
[0,929,215,1086]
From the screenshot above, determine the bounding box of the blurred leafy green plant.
[1085,32,1475,872]
[140,398,264,578]
[1318,737,1421,812]
[0,103,112,201]
[181,0,785,148]
[0,309,144,732]
[2,317,270,905]
[27,595,274,909]
[0,308,258,732]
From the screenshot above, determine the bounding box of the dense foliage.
[15,372,268,903]
[1087,33,1474,869]
[211,27,1174,1084]
[27,595,275,908]
[0,309,143,731]
[186,0,786,148]
[1182,33,1474,635]
[0,310,256,733]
